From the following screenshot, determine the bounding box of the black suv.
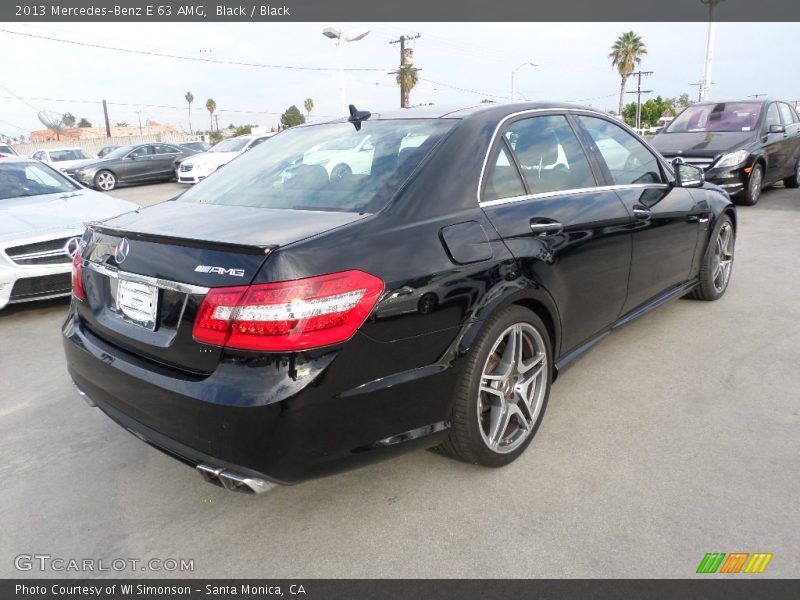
[652,100,800,205]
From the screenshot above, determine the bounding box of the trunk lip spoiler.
[88,224,277,255]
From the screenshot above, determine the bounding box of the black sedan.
[63,103,736,494]
[65,143,198,191]
[652,99,800,205]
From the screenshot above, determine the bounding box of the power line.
[0,28,386,72]
[0,117,31,132]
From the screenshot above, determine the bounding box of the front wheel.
[783,159,800,189]
[687,215,735,301]
[94,170,117,191]
[736,163,763,206]
[438,306,552,467]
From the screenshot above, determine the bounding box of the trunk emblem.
[114,238,130,264]
[195,265,246,277]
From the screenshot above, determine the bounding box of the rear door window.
[484,143,526,201]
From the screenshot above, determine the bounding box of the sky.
[0,21,798,138]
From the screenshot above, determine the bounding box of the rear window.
[179,119,455,213]
[49,149,92,162]
[665,102,762,133]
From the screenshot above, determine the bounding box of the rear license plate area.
[116,278,159,330]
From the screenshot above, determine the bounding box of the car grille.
[180,164,194,172]
[661,155,716,171]
[5,237,76,266]
[10,273,72,301]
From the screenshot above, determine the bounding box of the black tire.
[93,170,117,191]
[686,215,735,301]
[782,159,800,189]
[330,163,352,185]
[735,163,763,206]
[437,306,553,467]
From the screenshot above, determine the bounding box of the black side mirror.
[769,124,786,134]
[672,158,704,188]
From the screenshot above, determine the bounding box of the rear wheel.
[94,170,117,191]
[783,159,800,189]
[736,163,762,206]
[438,306,552,467]
[687,215,735,301]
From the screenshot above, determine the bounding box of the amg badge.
[195,265,246,277]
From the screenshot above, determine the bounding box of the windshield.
[665,102,763,133]
[103,145,138,160]
[179,119,455,213]
[209,138,250,153]
[50,149,93,162]
[0,161,79,200]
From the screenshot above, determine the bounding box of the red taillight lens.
[192,270,384,351]
[71,250,85,301]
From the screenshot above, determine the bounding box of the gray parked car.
[65,143,199,191]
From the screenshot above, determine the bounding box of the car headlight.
[715,150,749,169]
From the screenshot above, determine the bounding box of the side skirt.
[554,279,699,376]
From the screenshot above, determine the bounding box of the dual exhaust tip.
[196,464,277,495]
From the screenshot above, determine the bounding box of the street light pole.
[699,0,725,102]
[510,61,537,101]
[323,27,371,116]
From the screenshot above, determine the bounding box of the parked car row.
[175,134,274,184]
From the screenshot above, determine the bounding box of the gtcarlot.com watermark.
[14,554,194,573]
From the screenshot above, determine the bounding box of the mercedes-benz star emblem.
[114,238,130,264]
[63,237,82,259]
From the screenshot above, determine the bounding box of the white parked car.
[31,147,95,172]
[0,144,21,157]
[0,156,137,309]
[175,134,274,184]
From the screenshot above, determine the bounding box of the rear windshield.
[50,149,92,162]
[0,161,79,200]
[209,138,250,153]
[178,119,455,213]
[665,102,762,133]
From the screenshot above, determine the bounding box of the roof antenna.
[348,104,371,131]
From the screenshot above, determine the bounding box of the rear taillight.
[192,270,384,351]
[71,250,85,301]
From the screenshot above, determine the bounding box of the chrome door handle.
[632,208,651,219]
[529,221,563,236]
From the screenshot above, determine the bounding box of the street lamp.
[510,61,537,102]
[322,26,371,116]
[699,0,725,102]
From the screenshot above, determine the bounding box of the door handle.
[529,220,563,236]
[632,208,651,220]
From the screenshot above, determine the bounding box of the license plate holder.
[117,278,159,330]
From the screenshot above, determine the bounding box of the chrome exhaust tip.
[196,464,277,495]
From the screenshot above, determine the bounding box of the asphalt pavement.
[1,182,798,578]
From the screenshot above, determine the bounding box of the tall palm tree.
[303,98,314,120]
[205,98,216,130]
[396,64,419,108]
[609,31,647,117]
[185,91,194,132]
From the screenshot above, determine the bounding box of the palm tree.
[303,98,314,121]
[205,98,216,130]
[185,91,194,132]
[609,31,647,117]
[395,64,419,108]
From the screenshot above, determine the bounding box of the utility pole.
[626,70,653,131]
[135,110,143,135]
[102,99,111,138]
[390,33,420,108]
[699,0,725,102]
[214,114,219,132]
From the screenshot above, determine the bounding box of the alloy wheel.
[96,171,116,191]
[749,167,762,203]
[712,221,734,293]
[477,322,548,454]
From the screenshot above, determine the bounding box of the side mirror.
[126,154,137,160]
[769,124,786,134]
[672,159,704,188]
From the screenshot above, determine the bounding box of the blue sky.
[0,21,797,137]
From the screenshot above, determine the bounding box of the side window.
[765,103,782,129]
[33,151,44,160]
[484,143,526,201]
[778,103,796,125]
[504,115,595,194]
[248,137,268,149]
[129,146,152,158]
[577,116,663,185]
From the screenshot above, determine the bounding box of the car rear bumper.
[62,307,456,485]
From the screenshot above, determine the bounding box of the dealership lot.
[1,182,798,578]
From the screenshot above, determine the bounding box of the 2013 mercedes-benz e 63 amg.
[63,103,736,494]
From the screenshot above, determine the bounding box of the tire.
[438,306,552,467]
[735,163,763,206]
[330,163,352,185]
[94,170,117,191]
[782,159,800,189]
[686,215,735,301]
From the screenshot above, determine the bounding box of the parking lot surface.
[1,183,798,578]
